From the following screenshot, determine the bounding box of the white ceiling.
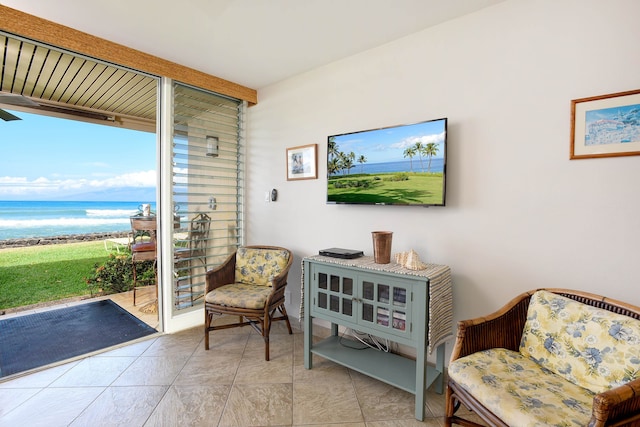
[3,0,505,90]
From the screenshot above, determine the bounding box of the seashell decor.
[394,249,427,270]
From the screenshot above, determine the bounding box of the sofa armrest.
[450,290,535,361]
[590,378,640,427]
[205,252,236,293]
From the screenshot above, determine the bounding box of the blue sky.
[331,118,446,164]
[0,110,156,201]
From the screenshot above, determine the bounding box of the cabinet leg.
[304,317,313,369]
[414,401,425,421]
[415,340,426,421]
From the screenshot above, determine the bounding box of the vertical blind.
[172,83,244,311]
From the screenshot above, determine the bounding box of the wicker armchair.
[445,288,640,427]
[204,245,293,361]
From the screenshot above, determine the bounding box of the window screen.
[172,83,244,311]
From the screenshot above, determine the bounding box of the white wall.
[246,0,640,356]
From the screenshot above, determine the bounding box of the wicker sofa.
[445,288,640,427]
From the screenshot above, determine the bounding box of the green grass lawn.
[328,172,444,205]
[0,241,110,310]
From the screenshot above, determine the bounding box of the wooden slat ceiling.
[0,34,157,128]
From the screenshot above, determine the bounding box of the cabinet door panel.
[363,281,374,301]
[330,294,340,312]
[318,272,328,289]
[378,284,390,304]
[393,287,407,307]
[330,275,340,292]
[343,297,353,316]
[362,303,374,322]
[318,292,327,309]
[343,277,353,295]
[357,273,414,339]
[392,310,406,331]
[311,265,357,323]
[310,264,420,340]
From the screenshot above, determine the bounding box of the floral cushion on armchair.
[520,290,640,394]
[204,283,273,309]
[234,247,290,287]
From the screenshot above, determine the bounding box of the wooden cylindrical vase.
[371,231,393,264]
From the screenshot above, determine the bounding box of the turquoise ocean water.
[332,158,444,175]
[0,201,155,240]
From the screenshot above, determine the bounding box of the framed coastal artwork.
[286,144,317,180]
[570,89,640,159]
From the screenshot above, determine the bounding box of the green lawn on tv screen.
[328,172,444,205]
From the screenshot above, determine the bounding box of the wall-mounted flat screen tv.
[327,117,447,206]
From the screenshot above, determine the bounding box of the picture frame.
[286,144,317,180]
[570,89,640,159]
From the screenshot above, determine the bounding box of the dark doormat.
[0,299,157,378]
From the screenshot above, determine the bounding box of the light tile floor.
[0,298,486,426]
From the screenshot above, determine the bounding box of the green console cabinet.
[303,255,452,421]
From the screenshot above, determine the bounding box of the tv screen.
[327,117,447,206]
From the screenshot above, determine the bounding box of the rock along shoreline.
[0,231,130,249]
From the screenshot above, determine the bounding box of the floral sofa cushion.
[520,290,640,394]
[234,247,290,287]
[204,283,273,309]
[448,348,595,427]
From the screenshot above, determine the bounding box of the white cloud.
[391,131,446,149]
[89,170,156,188]
[172,167,189,185]
[0,170,157,197]
[0,176,29,184]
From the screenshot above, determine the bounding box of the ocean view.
[342,158,445,175]
[0,201,155,241]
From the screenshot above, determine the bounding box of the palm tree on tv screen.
[403,146,416,172]
[423,142,439,173]
[357,154,367,173]
[328,157,340,176]
[414,141,425,172]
